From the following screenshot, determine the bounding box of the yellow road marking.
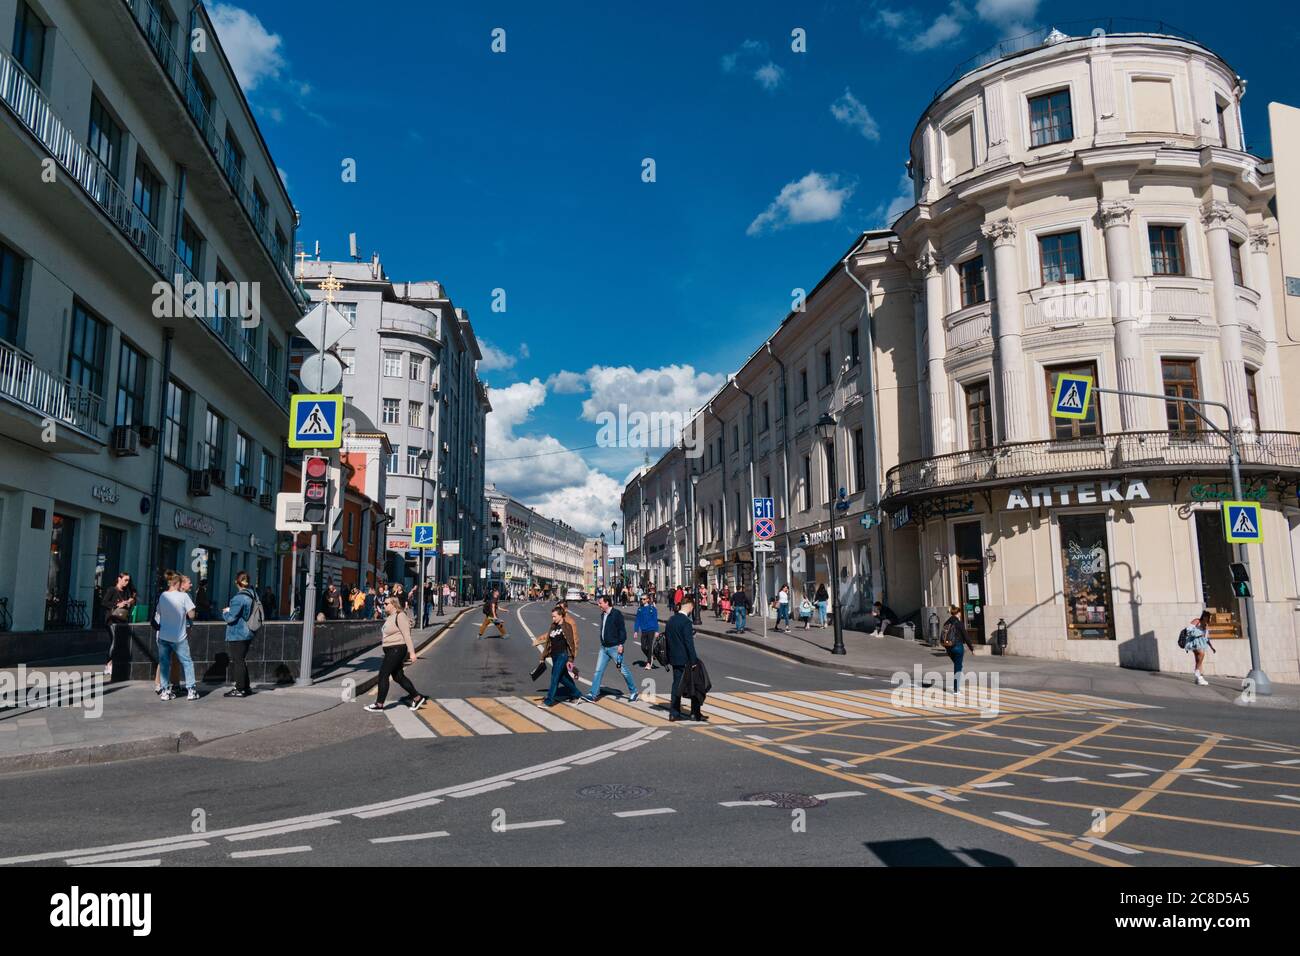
[951,717,1126,793]
[415,700,472,737]
[466,697,544,733]
[846,713,1024,766]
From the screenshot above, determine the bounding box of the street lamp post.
[816,412,846,656]
[611,520,620,603]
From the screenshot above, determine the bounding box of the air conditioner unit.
[208,467,226,487]
[188,469,212,497]
[110,425,139,457]
[239,485,257,499]
[138,425,159,447]
[259,493,273,508]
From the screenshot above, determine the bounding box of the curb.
[0,731,200,776]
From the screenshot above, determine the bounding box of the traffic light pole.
[296,530,318,687]
[1095,386,1270,696]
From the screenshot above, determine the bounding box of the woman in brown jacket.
[539,605,581,707]
[364,596,427,712]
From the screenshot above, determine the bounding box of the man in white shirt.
[155,570,199,701]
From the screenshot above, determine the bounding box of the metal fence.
[0,339,104,439]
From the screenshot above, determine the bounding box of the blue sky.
[215,0,1299,533]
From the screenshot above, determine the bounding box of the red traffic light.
[304,455,328,479]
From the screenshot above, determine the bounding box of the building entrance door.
[1194,510,1241,640]
[45,513,77,628]
[953,521,985,644]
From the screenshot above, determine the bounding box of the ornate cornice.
[1097,199,1135,228]
[1200,200,1234,230]
[1249,227,1271,252]
[915,251,944,277]
[980,218,1017,247]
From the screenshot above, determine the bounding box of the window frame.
[1147,224,1187,277]
[203,407,226,471]
[383,350,402,377]
[0,239,24,345]
[163,378,191,466]
[12,1,47,84]
[1027,87,1074,148]
[381,397,400,425]
[234,431,251,487]
[114,338,147,428]
[964,378,993,450]
[959,255,987,308]
[67,300,109,399]
[88,93,124,182]
[1045,361,1102,440]
[1160,358,1201,435]
[1038,229,1085,285]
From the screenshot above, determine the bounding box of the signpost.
[1223,501,1263,544]
[753,497,775,637]
[289,394,343,449]
[412,523,437,627]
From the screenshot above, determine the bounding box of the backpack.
[241,589,265,633]
[652,632,670,667]
[940,618,956,649]
[799,598,813,617]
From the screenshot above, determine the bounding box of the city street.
[1,602,1297,868]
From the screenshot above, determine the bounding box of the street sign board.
[1051,373,1093,420]
[753,497,774,520]
[1223,501,1263,543]
[753,541,775,553]
[275,492,312,532]
[412,522,437,548]
[608,544,625,558]
[753,516,775,540]
[443,539,461,556]
[386,536,410,552]
[298,351,343,393]
[295,301,352,353]
[289,393,343,448]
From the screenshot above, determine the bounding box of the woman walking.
[541,604,582,707]
[814,582,829,628]
[939,605,976,693]
[221,570,258,698]
[774,584,791,633]
[1180,611,1213,685]
[364,596,427,712]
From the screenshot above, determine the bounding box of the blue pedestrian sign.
[752,497,774,520]
[1051,373,1093,420]
[289,393,343,449]
[412,522,437,549]
[1222,501,1263,544]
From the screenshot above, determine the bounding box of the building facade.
[484,484,584,598]
[582,536,609,594]
[297,255,490,600]
[623,24,1300,683]
[0,0,304,631]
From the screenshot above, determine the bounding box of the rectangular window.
[266,337,282,390]
[88,95,124,184]
[382,398,400,425]
[67,302,108,398]
[251,184,268,232]
[849,328,861,366]
[1059,513,1114,640]
[1216,99,1230,147]
[114,340,147,428]
[1039,230,1084,284]
[187,67,214,129]
[406,446,421,475]
[851,427,866,494]
[761,400,770,432]
[336,301,357,325]
[178,216,202,274]
[234,432,250,487]
[259,450,275,497]
[383,351,402,377]
[12,2,47,82]
[1148,225,1185,276]
[822,350,833,388]
[273,225,288,269]
[409,355,423,381]
[203,409,225,470]
[406,505,420,529]
[1046,363,1100,440]
[1161,359,1200,434]
[163,379,191,465]
[1028,88,1073,147]
[1229,240,1245,287]
[239,321,256,367]
[222,131,244,186]
[965,379,993,450]
[960,256,986,307]
[802,453,812,511]
[132,158,162,228]
[1246,368,1260,430]
[800,368,809,404]
[409,401,422,428]
[0,240,24,344]
[387,451,399,474]
[341,349,355,375]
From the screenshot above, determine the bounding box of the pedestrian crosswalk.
[378,686,1154,739]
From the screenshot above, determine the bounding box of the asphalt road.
[1,600,1297,867]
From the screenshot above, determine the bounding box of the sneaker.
[408,695,427,711]
[582,694,599,703]
[363,702,385,712]
[186,688,200,701]
[223,689,247,698]
[159,689,175,701]
[1195,673,1209,685]
[628,692,640,703]
[103,663,112,678]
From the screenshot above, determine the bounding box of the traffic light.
[1230,562,1251,598]
[302,455,329,524]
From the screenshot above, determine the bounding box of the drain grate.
[577,784,655,801]
[741,791,826,809]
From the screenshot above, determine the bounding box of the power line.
[485,442,601,463]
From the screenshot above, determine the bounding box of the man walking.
[478,587,507,638]
[584,595,638,702]
[634,593,660,669]
[665,597,702,721]
[101,571,135,679]
[731,585,750,633]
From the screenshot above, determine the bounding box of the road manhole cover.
[576,784,655,801]
[741,791,826,809]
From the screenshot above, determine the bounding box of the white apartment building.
[484,484,584,598]
[0,0,303,631]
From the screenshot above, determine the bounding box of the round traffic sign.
[299,352,344,393]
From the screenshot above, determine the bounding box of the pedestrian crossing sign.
[289,393,343,448]
[1051,373,1093,420]
[412,522,437,549]
[1223,501,1263,544]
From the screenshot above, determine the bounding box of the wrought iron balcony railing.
[884,430,1300,501]
[0,339,104,440]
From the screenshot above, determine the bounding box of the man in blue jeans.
[154,571,199,701]
[731,587,750,633]
[584,595,639,702]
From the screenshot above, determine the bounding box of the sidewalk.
[694,616,1300,711]
[0,606,471,774]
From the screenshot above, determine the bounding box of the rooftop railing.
[884,430,1300,501]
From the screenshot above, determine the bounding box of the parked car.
[565,586,583,603]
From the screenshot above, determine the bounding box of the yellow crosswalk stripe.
[466,697,545,733]
[596,697,671,726]
[416,700,473,737]
[790,690,912,718]
[700,696,790,722]
[731,692,835,720]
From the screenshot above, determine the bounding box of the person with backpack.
[478,588,507,638]
[634,592,660,669]
[1178,611,1213,685]
[221,570,264,698]
[939,604,975,693]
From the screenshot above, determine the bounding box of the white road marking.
[928,720,956,727]
[720,800,777,807]
[1195,778,1241,789]
[65,841,209,866]
[1275,794,1300,804]
[384,704,436,738]
[968,730,997,737]
[230,845,312,859]
[725,676,771,687]
[355,797,443,819]
[1042,776,1088,783]
[225,820,340,842]
[869,773,909,784]
[836,672,855,677]
[814,791,867,800]
[615,740,649,751]
[1224,763,1262,769]
[572,751,615,765]
[970,782,1014,789]
[1109,772,1149,779]
[497,696,581,731]
[823,759,856,768]
[450,781,515,798]
[1062,749,1098,759]
[1082,836,1142,856]
[515,766,571,781]
[1122,763,1163,773]
[710,692,810,721]
[1276,759,1300,765]
[1012,739,1047,748]
[369,831,450,844]
[745,735,772,742]
[759,691,868,720]
[901,786,966,802]
[781,745,812,755]
[584,702,654,729]
[995,811,1050,827]
[437,698,512,735]
[646,730,670,740]
[612,808,676,818]
[74,859,161,867]
[499,819,564,831]
[1172,768,1208,774]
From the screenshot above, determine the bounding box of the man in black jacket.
[584,595,638,702]
[665,598,703,721]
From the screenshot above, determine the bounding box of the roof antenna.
[348,232,360,261]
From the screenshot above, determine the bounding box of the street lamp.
[815,412,846,656]
[611,520,620,602]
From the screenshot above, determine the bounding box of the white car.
[564,587,583,603]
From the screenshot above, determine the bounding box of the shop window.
[1058,513,1114,640]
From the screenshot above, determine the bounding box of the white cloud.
[870,172,915,228]
[747,172,854,236]
[721,39,765,73]
[276,166,290,192]
[873,2,970,53]
[579,365,726,424]
[209,4,286,92]
[754,62,785,92]
[976,0,1039,35]
[525,471,625,538]
[479,340,529,372]
[546,370,587,394]
[830,88,881,141]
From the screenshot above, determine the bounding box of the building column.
[981,218,1030,442]
[918,251,952,454]
[1098,199,1147,429]
[1203,201,1252,428]
[1249,227,1286,430]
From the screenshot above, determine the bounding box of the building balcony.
[0,339,104,450]
[883,430,1300,504]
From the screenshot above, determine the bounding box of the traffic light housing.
[302,455,329,524]
[1230,562,1251,598]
